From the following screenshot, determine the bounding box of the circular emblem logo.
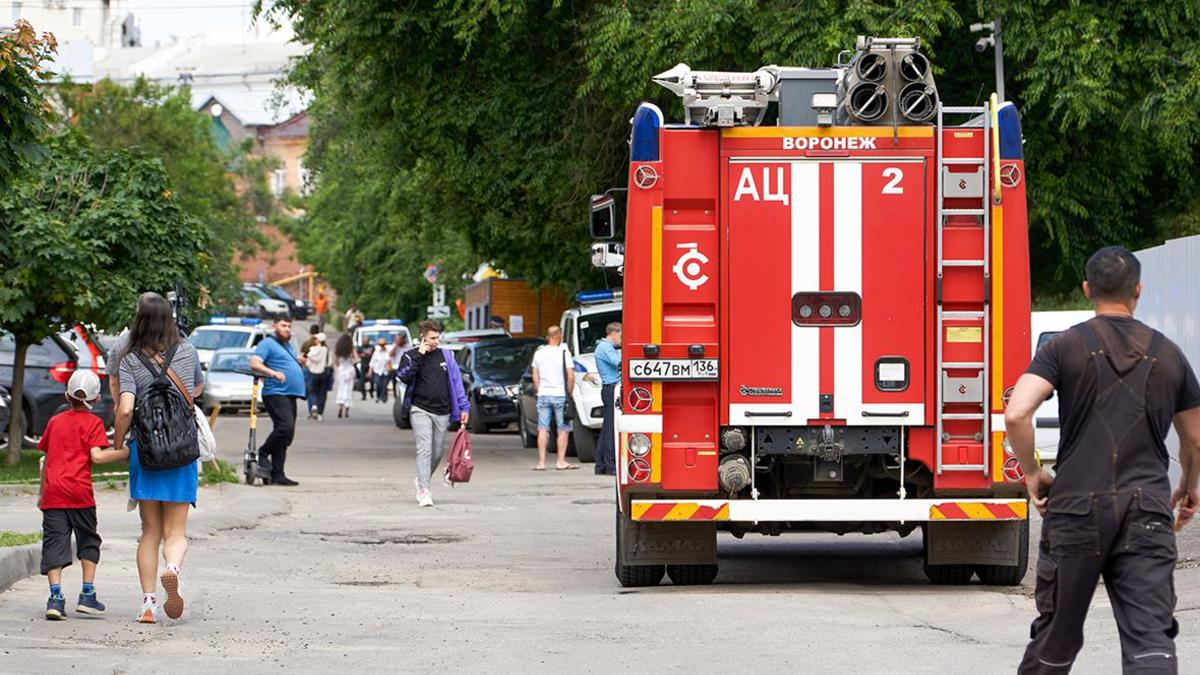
[999,163,1022,188]
[628,387,653,413]
[1002,386,1015,408]
[1003,457,1025,482]
[628,457,652,482]
[634,165,659,190]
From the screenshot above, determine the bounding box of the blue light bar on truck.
[364,319,406,326]
[208,316,261,326]
[575,289,624,305]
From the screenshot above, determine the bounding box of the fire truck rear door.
[726,159,927,425]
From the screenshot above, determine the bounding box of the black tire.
[468,408,489,434]
[392,397,410,429]
[975,519,1031,586]
[666,564,719,586]
[614,508,665,588]
[244,460,255,485]
[922,525,977,585]
[572,424,597,463]
[519,408,537,448]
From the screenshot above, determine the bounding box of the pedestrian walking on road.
[333,334,356,419]
[531,326,579,471]
[314,288,330,332]
[249,318,307,487]
[369,337,391,404]
[300,324,319,414]
[306,332,331,420]
[592,322,622,476]
[1006,246,1200,674]
[37,370,130,620]
[111,293,204,624]
[397,320,470,507]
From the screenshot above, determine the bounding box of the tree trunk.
[6,339,28,466]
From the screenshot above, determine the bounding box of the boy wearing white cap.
[38,369,129,620]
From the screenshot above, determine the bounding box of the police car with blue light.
[188,317,269,371]
[351,319,412,350]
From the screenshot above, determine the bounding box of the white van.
[1029,310,1093,464]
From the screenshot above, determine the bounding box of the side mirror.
[589,194,616,240]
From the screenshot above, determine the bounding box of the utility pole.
[971,13,1006,101]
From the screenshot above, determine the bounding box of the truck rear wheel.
[614,508,664,587]
[975,519,1030,586]
[666,564,718,586]
[922,524,975,585]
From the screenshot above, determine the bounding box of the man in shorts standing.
[531,326,579,471]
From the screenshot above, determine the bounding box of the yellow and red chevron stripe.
[930,501,1027,520]
[631,501,730,522]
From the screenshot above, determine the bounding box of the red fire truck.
[590,37,1032,587]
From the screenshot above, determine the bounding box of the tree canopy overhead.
[265,0,1200,307]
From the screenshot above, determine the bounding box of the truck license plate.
[628,358,719,381]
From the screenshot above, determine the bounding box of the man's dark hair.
[310,324,319,335]
[418,320,442,336]
[1086,246,1141,302]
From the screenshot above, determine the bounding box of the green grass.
[0,531,42,547]
[0,450,128,485]
[200,459,240,486]
[0,451,239,487]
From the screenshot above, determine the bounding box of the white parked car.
[239,285,291,320]
[351,320,412,350]
[200,348,263,414]
[1030,310,1093,465]
[188,319,268,370]
[559,296,622,463]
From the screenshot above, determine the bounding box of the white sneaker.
[136,601,158,624]
[414,477,421,504]
[418,490,434,507]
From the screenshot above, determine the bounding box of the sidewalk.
[0,482,288,605]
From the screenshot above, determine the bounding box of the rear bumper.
[629,498,1027,523]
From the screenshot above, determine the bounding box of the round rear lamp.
[819,304,832,318]
[799,304,813,319]
[629,433,652,458]
[838,304,852,318]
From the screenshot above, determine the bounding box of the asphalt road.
[3,398,1200,673]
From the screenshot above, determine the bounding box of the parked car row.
[0,324,115,447]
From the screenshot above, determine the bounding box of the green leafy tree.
[56,77,274,304]
[265,0,1200,301]
[0,134,211,463]
[0,21,54,189]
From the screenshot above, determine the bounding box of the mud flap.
[925,520,1022,566]
[617,510,717,566]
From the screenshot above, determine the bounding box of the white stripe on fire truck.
[791,161,821,417]
[618,414,662,434]
[833,162,863,422]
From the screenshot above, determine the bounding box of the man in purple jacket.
[397,320,470,507]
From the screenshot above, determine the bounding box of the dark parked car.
[257,284,311,320]
[0,326,115,446]
[0,385,10,440]
[455,337,543,433]
[516,363,576,455]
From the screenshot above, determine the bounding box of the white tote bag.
[194,404,218,463]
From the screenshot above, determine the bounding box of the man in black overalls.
[1006,246,1200,674]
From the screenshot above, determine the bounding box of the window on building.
[12,3,22,22]
[73,7,82,26]
[270,168,287,198]
[298,161,312,195]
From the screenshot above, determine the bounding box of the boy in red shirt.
[39,370,128,620]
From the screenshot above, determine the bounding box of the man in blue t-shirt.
[250,319,307,486]
[592,322,622,476]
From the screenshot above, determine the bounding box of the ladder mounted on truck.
[935,100,994,476]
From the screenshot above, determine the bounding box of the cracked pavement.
[2,401,1200,673]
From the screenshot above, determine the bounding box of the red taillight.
[75,324,103,373]
[49,361,75,384]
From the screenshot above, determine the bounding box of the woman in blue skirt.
[112,294,202,624]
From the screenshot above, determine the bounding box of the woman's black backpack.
[132,346,199,471]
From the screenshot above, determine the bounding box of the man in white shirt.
[531,326,579,470]
[368,338,392,403]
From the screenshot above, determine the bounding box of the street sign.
[427,305,451,319]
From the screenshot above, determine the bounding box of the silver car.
[201,348,262,414]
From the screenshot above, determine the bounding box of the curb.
[0,543,39,593]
